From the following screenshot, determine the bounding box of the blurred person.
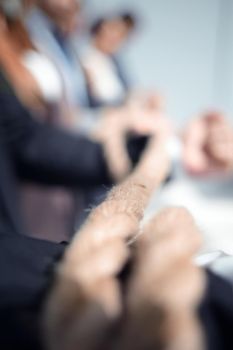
[0,0,163,240]
[80,10,166,190]
[26,0,164,131]
[0,0,84,241]
[0,72,111,349]
[0,70,172,349]
[26,0,168,144]
[81,12,136,108]
[81,12,164,110]
[26,0,170,213]
[0,0,68,123]
[26,0,94,115]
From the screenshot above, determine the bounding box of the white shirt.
[22,50,63,104]
[81,45,126,104]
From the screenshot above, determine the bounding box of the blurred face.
[38,0,81,34]
[95,19,131,55]
[39,0,80,13]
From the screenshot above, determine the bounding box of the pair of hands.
[44,205,205,350]
[93,89,170,140]
[44,134,205,350]
[127,106,233,177]
[91,100,173,182]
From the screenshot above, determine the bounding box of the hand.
[182,112,233,175]
[126,104,173,137]
[206,115,233,170]
[122,208,206,350]
[127,90,165,111]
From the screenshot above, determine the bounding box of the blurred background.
[86,0,233,124]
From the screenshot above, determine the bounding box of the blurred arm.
[0,76,111,187]
[42,130,171,350]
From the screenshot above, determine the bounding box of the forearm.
[42,132,171,350]
[43,176,151,350]
[0,85,112,187]
[15,124,111,187]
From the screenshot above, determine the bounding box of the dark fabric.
[127,135,149,166]
[0,72,111,235]
[20,184,78,242]
[0,97,111,188]
[0,233,66,350]
[0,139,25,235]
[199,271,233,350]
[0,73,111,348]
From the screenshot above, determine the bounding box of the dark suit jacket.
[0,73,112,348]
[0,73,111,234]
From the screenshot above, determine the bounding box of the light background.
[86,0,233,125]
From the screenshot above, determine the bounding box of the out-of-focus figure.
[26,1,164,137]
[26,0,91,116]
[26,0,172,213]
[0,0,169,240]
[81,11,164,112]
[0,0,65,121]
[81,13,136,107]
[0,0,81,241]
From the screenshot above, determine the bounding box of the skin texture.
[43,133,206,350]
[92,107,172,182]
[183,112,233,175]
[93,18,132,56]
[121,208,206,350]
[43,128,171,350]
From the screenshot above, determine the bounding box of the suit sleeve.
[0,75,112,188]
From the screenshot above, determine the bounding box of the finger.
[63,238,130,285]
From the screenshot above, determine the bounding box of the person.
[81,11,164,111]
[26,0,163,131]
[0,0,166,238]
[0,0,67,121]
[0,73,107,349]
[0,68,173,349]
[80,9,166,184]
[81,12,136,108]
[26,0,88,111]
[0,0,83,241]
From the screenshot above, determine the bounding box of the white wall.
[213,0,233,116]
[88,0,233,124]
